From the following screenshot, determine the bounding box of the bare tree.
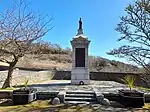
[107,0,150,87]
[0,0,53,88]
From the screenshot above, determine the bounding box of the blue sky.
[0,0,133,63]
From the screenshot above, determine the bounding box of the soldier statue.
[79,18,82,29]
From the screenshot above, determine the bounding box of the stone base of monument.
[71,68,90,85]
[71,80,90,85]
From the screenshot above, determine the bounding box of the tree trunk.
[140,74,150,88]
[2,60,18,89]
[145,76,150,88]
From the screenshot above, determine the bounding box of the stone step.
[64,101,97,104]
[65,94,95,97]
[66,91,95,94]
[65,97,97,102]
[65,91,97,104]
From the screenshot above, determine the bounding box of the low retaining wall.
[1,91,149,103]
[12,71,53,86]
[90,72,145,86]
[0,70,54,87]
[52,71,71,80]
[37,91,59,100]
[0,91,12,99]
[53,71,146,87]
[0,69,147,87]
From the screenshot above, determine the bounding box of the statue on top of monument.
[79,18,82,29]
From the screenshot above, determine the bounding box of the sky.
[0,0,134,64]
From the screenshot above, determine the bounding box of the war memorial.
[0,18,149,111]
[31,19,148,107]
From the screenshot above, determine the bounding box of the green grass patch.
[135,86,150,92]
[143,103,150,109]
[0,87,18,91]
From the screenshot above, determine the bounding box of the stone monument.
[70,18,90,85]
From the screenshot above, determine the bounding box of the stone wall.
[0,70,53,87]
[52,70,71,80]
[0,69,147,87]
[12,71,53,86]
[53,71,146,87]
[0,69,21,84]
[90,72,145,86]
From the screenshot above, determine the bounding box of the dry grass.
[0,62,9,66]
[0,100,150,112]
[16,54,140,72]
[143,103,150,109]
[17,54,72,70]
[30,60,71,70]
[0,100,50,112]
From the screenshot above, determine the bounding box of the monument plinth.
[71,18,90,85]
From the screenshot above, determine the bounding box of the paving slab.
[30,80,128,93]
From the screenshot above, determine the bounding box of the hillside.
[14,41,139,73]
[0,41,139,72]
[16,54,139,73]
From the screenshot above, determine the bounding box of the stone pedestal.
[71,35,90,85]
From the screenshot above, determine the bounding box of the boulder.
[52,97,60,105]
[96,93,104,103]
[101,98,110,106]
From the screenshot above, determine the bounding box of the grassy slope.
[16,54,139,72]
[0,41,140,72]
